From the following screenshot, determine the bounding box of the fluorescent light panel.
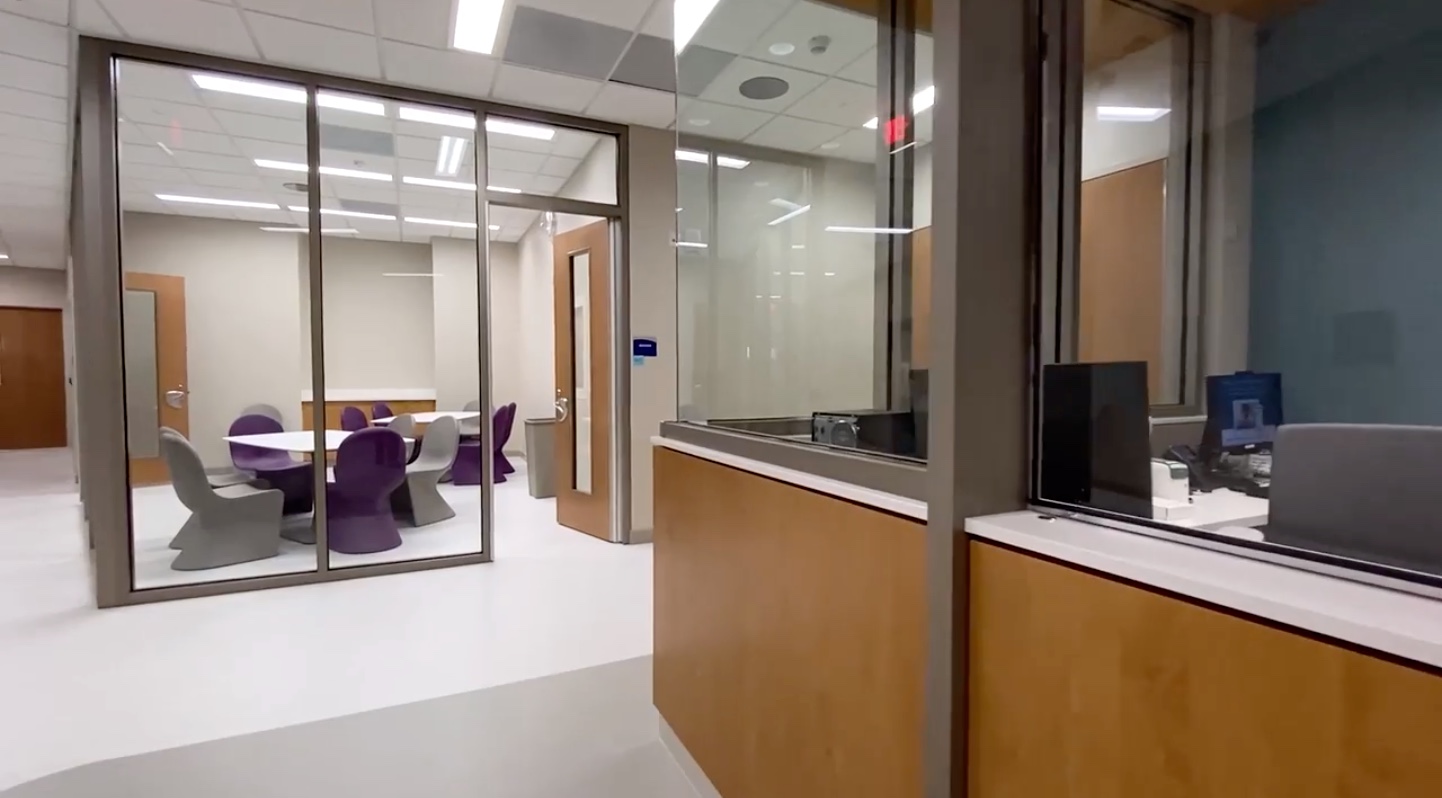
[398,106,476,130]
[674,149,748,169]
[453,0,506,55]
[191,74,384,116]
[435,136,468,177]
[1097,106,1170,122]
[717,155,750,169]
[253,159,392,182]
[675,0,722,52]
[767,204,812,226]
[404,216,478,229]
[676,241,708,248]
[488,185,523,194]
[260,227,359,234]
[675,149,709,164]
[287,205,396,221]
[405,176,476,191]
[158,194,279,209]
[383,273,435,278]
[0,254,8,260]
[486,118,555,140]
[826,225,913,235]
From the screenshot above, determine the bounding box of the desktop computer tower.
[1039,362,1153,518]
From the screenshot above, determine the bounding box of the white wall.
[0,264,66,308]
[1082,37,1176,180]
[517,223,555,455]
[121,212,303,466]
[482,241,523,449]
[301,237,434,392]
[627,126,678,534]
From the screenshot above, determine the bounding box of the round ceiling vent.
[739,76,790,101]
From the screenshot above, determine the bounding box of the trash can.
[524,418,558,499]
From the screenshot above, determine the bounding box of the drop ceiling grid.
[0,7,71,269]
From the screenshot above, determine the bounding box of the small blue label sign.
[632,337,658,358]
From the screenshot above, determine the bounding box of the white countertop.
[226,430,412,453]
[300,389,437,402]
[655,434,1442,669]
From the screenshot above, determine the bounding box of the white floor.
[0,449,655,791]
[131,465,539,589]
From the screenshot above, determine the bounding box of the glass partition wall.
[77,39,626,605]
[673,0,934,464]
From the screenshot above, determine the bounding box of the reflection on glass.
[485,115,617,204]
[116,59,320,588]
[570,251,592,494]
[318,95,485,568]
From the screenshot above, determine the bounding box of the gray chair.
[1266,424,1442,571]
[159,430,285,571]
[391,415,459,527]
[459,399,483,438]
[388,412,418,461]
[240,403,284,425]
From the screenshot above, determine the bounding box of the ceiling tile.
[0,53,67,97]
[836,47,875,86]
[676,99,771,140]
[0,111,65,143]
[692,0,791,55]
[586,83,675,128]
[813,127,874,162]
[381,40,498,98]
[120,164,192,184]
[210,109,307,144]
[540,156,580,178]
[246,11,383,77]
[746,2,875,76]
[100,0,261,59]
[502,6,632,81]
[550,129,601,159]
[374,0,451,47]
[785,78,874,127]
[74,0,121,36]
[170,151,255,175]
[490,65,602,112]
[120,98,226,134]
[676,45,734,97]
[232,137,306,162]
[188,170,268,191]
[235,0,376,34]
[117,61,205,105]
[489,148,547,174]
[697,57,825,114]
[488,169,532,191]
[639,0,671,40]
[137,124,241,156]
[530,175,566,195]
[0,0,68,25]
[0,10,67,65]
[0,86,67,122]
[516,0,656,30]
[113,142,174,166]
[610,34,675,93]
[744,115,846,152]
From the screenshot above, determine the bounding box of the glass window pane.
[116,60,320,588]
[486,115,617,204]
[317,95,485,568]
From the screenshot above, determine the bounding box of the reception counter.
[653,435,1442,797]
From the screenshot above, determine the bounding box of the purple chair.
[496,403,517,476]
[372,402,394,421]
[228,414,312,515]
[340,406,368,431]
[325,427,407,554]
[451,440,485,486]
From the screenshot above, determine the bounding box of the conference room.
[107,54,622,591]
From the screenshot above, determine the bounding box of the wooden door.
[0,307,67,449]
[553,220,611,540]
[910,227,933,369]
[1079,159,1166,400]
[123,273,188,486]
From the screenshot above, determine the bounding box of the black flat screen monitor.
[1039,362,1153,518]
[1205,372,1283,454]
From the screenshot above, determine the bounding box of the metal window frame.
[75,36,631,606]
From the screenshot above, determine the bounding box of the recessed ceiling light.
[435,135,468,177]
[825,225,914,234]
[792,244,807,250]
[487,185,523,194]
[675,149,749,169]
[675,0,722,52]
[486,117,556,140]
[405,216,478,229]
[488,225,501,231]
[191,74,385,116]
[675,149,709,164]
[820,141,841,150]
[716,155,750,170]
[398,106,476,130]
[288,205,397,221]
[1097,106,1170,122]
[676,241,709,248]
[0,254,8,260]
[452,0,506,55]
[769,42,796,56]
[259,227,360,234]
[767,204,811,226]
[689,118,711,127]
[404,176,477,191]
[675,207,683,212]
[158,194,280,209]
[253,159,392,182]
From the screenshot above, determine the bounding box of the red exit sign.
[883,116,909,146]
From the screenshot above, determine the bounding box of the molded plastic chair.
[459,399,483,439]
[161,431,284,571]
[392,416,459,526]
[240,403,284,424]
[453,405,514,485]
[372,402,394,421]
[387,413,421,463]
[228,414,312,515]
[496,403,517,475]
[340,406,368,431]
[326,427,408,554]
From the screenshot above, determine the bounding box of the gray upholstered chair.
[160,430,285,571]
[240,403,284,425]
[391,415,459,527]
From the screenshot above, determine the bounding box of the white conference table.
[224,430,413,453]
[373,411,482,425]
[1173,488,1270,533]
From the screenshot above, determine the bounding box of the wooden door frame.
[0,305,68,450]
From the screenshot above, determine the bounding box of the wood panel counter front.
[654,446,926,798]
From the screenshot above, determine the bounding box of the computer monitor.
[1205,372,1284,454]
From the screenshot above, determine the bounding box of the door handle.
[554,396,569,422]
[164,388,188,409]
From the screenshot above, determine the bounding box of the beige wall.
[485,241,523,450]
[0,264,66,309]
[516,222,555,456]
[120,212,303,466]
